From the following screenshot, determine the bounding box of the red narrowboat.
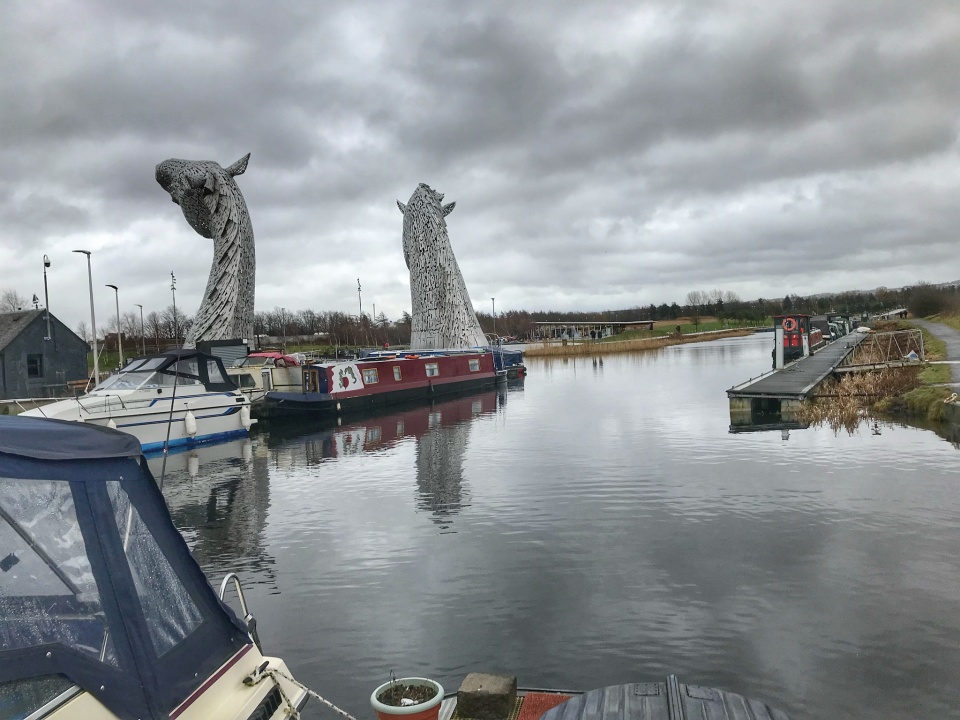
[260,350,504,417]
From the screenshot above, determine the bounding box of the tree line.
[0,283,940,350]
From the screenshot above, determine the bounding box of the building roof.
[0,309,43,352]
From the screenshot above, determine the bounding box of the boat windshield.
[233,356,271,368]
[94,357,204,391]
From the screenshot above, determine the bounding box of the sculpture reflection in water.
[148,438,277,589]
[280,388,508,526]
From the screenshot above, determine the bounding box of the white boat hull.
[22,391,252,452]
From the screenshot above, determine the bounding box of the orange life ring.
[782,318,798,332]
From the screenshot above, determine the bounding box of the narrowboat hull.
[260,373,501,417]
[259,351,504,418]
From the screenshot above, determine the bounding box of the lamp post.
[105,284,123,368]
[491,297,496,340]
[170,272,178,345]
[357,278,362,318]
[42,255,51,340]
[135,304,146,356]
[73,250,99,385]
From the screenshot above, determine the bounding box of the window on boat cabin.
[425,362,440,377]
[237,373,257,388]
[106,482,203,655]
[206,359,227,385]
[27,354,43,378]
[362,368,379,384]
[393,366,401,381]
[0,479,116,668]
[468,359,480,372]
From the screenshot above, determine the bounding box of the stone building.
[0,310,89,399]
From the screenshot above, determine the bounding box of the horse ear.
[442,201,456,216]
[397,200,406,213]
[227,153,251,177]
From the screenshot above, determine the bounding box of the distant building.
[0,310,89,400]
[534,320,655,340]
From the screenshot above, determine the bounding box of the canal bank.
[524,327,754,358]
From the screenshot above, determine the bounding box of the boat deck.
[441,679,788,720]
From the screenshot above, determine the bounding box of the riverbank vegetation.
[797,320,953,432]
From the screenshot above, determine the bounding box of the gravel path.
[910,318,960,383]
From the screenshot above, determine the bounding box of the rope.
[261,666,361,720]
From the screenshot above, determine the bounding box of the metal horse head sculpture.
[156,154,255,347]
[397,183,486,349]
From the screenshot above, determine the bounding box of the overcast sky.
[3,0,960,333]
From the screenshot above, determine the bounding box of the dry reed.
[798,367,921,434]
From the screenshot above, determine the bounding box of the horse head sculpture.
[156,154,255,347]
[397,183,486,349]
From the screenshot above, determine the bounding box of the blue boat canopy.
[0,416,251,720]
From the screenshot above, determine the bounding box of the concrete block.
[457,673,517,720]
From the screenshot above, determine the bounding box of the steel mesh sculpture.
[156,154,255,347]
[397,183,486,349]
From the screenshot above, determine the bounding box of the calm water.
[155,335,960,719]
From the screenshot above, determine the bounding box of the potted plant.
[370,675,444,720]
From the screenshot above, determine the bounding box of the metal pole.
[106,284,122,367]
[42,255,52,340]
[135,304,145,356]
[170,272,178,346]
[357,278,362,318]
[491,298,496,339]
[73,250,99,385]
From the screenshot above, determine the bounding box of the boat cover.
[0,416,251,720]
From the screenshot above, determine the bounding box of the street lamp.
[135,304,146,356]
[170,272,178,345]
[105,284,123,368]
[42,255,51,340]
[73,250,99,385]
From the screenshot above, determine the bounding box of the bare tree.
[76,321,90,343]
[1,289,28,312]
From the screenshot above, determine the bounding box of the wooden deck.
[728,334,867,400]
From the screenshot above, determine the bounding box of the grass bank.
[524,327,755,358]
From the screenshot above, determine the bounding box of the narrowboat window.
[27,354,43,378]
[425,363,440,377]
[393,366,402,381]
[468,359,480,372]
[362,368,379,384]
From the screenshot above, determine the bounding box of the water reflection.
[265,388,506,526]
[152,439,277,589]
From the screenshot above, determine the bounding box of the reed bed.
[523,328,753,357]
[798,367,924,434]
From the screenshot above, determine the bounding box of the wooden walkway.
[728,334,867,400]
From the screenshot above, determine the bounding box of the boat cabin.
[0,416,286,719]
[94,350,238,394]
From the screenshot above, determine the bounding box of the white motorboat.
[21,350,255,453]
[0,414,307,720]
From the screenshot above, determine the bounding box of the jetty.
[728,333,867,431]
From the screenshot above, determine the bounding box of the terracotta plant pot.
[370,677,444,720]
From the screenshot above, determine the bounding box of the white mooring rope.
[246,663,361,720]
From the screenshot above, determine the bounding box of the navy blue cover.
[0,414,142,460]
[0,416,251,719]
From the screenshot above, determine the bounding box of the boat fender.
[107,419,117,429]
[240,404,253,430]
[184,410,198,437]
